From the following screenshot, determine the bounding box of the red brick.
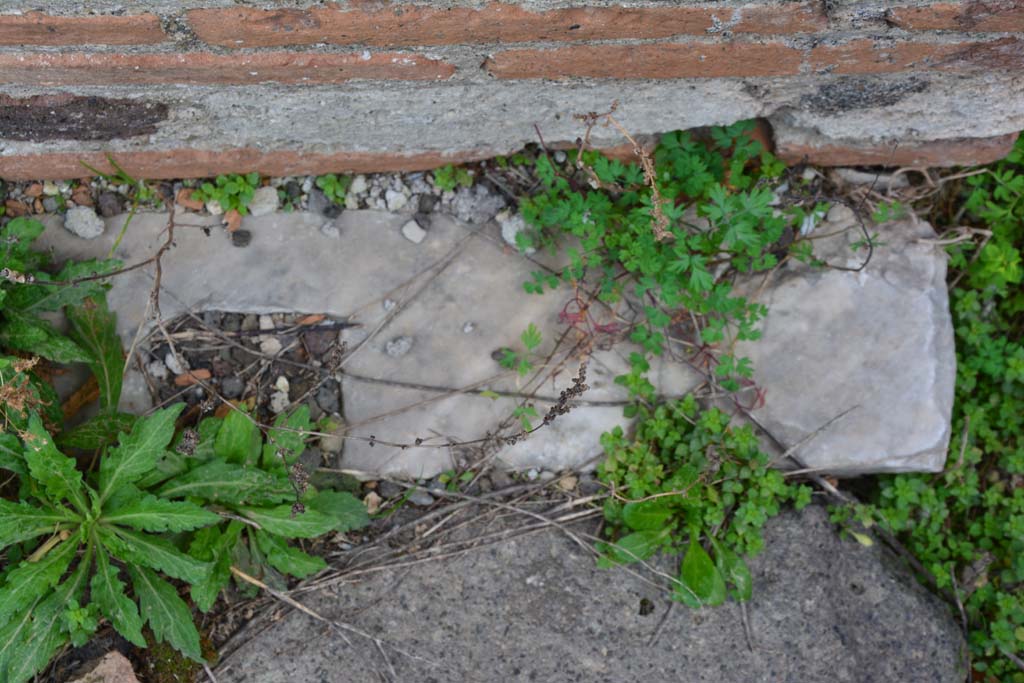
[485,42,802,79]
[0,12,165,46]
[187,2,825,48]
[887,1,1024,32]
[0,52,455,86]
[809,37,1024,75]
[776,131,1020,167]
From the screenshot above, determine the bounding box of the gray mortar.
[1,69,1021,164]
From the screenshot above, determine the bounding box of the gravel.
[63,206,105,239]
[220,376,245,399]
[315,382,340,414]
[407,488,436,506]
[96,192,123,218]
[449,185,507,224]
[248,186,280,217]
[401,218,426,244]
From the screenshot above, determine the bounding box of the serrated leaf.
[91,548,145,647]
[236,504,337,539]
[520,323,542,351]
[23,414,88,512]
[710,537,753,602]
[0,499,76,551]
[0,432,26,476]
[0,598,37,679]
[67,296,124,412]
[0,536,77,624]
[0,311,92,363]
[306,490,369,533]
[102,493,220,533]
[604,530,664,565]
[3,549,91,683]
[58,412,137,451]
[215,409,261,465]
[252,530,326,578]
[9,258,120,314]
[260,406,310,474]
[188,522,242,612]
[2,216,44,243]
[99,526,209,585]
[676,533,727,608]
[99,404,184,506]
[128,566,204,662]
[622,499,673,531]
[157,460,294,506]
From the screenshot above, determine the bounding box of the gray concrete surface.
[738,212,956,474]
[36,205,954,477]
[214,505,966,683]
[3,68,1023,172]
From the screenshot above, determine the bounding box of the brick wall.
[0,1,1022,180]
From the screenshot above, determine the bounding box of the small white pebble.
[259,337,283,355]
[258,315,275,331]
[274,375,290,393]
[269,391,290,414]
[164,352,186,375]
[401,219,426,244]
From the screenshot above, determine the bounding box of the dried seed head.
[177,428,200,456]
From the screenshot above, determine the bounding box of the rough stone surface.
[36,208,953,478]
[69,652,139,683]
[214,505,965,683]
[1,68,1022,179]
[247,186,279,217]
[62,206,105,239]
[737,217,955,473]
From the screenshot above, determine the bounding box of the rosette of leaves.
[0,405,216,683]
[147,406,368,611]
[0,217,119,431]
[0,217,119,364]
[596,396,811,607]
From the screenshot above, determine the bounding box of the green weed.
[840,134,1024,681]
[597,395,811,606]
[432,164,474,192]
[194,173,260,215]
[315,173,351,205]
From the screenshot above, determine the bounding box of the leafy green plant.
[597,395,811,606]
[315,173,351,205]
[0,217,119,365]
[0,217,120,434]
[0,405,216,681]
[0,401,368,682]
[432,164,474,192]
[499,323,543,377]
[153,406,369,607]
[841,134,1024,681]
[517,120,826,396]
[194,173,261,215]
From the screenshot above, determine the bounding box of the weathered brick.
[809,37,1024,75]
[887,1,1024,32]
[776,131,1020,167]
[0,11,166,45]
[485,42,802,79]
[187,2,825,48]
[0,52,456,86]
